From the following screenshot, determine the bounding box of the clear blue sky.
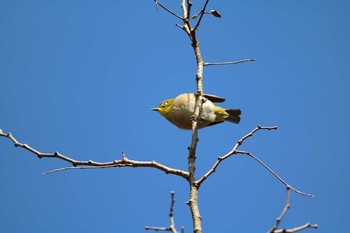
[0,0,349,232]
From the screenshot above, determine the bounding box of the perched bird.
[152,93,241,130]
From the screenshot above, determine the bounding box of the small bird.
[152,93,241,130]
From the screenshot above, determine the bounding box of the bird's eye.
[160,102,168,108]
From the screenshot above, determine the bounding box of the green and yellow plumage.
[152,93,241,130]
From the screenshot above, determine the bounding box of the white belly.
[169,93,216,129]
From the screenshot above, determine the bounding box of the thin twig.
[193,0,210,32]
[192,10,220,19]
[268,187,291,233]
[176,23,184,30]
[269,187,318,233]
[274,223,318,233]
[236,150,314,197]
[153,0,184,20]
[145,191,182,233]
[196,126,277,187]
[0,130,189,179]
[155,0,158,11]
[196,125,314,197]
[191,11,201,20]
[145,226,171,231]
[204,58,256,66]
[169,191,177,233]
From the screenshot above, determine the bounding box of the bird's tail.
[225,109,241,124]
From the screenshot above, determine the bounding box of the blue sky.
[0,0,349,232]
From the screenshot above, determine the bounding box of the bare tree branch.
[268,187,318,233]
[145,191,183,233]
[0,130,189,179]
[196,125,277,187]
[193,0,210,32]
[170,1,208,233]
[184,0,192,22]
[153,0,184,20]
[0,1,318,232]
[274,223,318,233]
[168,191,177,233]
[236,150,314,197]
[204,58,256,66]
[192,10,221,20]
[195,125,314,197]
[179,0,192,37]
[269,187,292,233]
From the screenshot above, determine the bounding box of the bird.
[151,93,241,130]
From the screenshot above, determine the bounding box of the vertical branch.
[145,191,182,233]
[169,191,177,233]
[187,31,204,233]
[154,1,219,233]
[179,1,206,233]
[269,187,291,233]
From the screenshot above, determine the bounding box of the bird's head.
[151,98,174,119]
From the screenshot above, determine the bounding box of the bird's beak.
[151,108,159,111]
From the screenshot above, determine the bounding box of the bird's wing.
[203,94,225,103]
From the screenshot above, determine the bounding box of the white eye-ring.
[160,102,168,107]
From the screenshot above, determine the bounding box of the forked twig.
[193,0,210,32]
[145,191,183,233]
[271,187,292,232]
[196,125,277,186]
[196,125,314,197]
[268,187,318,233]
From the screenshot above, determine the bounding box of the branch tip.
[153,0,183,20]
[176,23,183,29]
[238,150,315,197]
[146,191,180,233]
[204,58,256,66]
